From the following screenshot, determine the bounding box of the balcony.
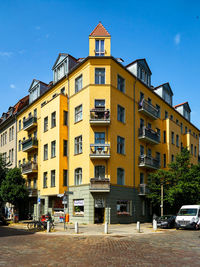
[139,155,160,170]
[28,188,38,197]
[90,144,110,159]
[90,178,110,192]
[138,127,160,144]
[90,109,110,125]
[22,138,38,152]
[138,184,149,196]
[22,161,38,175]
[23,116,37,131]
[138,99,159,120]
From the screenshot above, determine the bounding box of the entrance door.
[94,208,104,224]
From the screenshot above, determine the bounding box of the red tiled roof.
[174,102,188,108]
[90,22,110,37]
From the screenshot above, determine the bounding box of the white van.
[175,205,200,229]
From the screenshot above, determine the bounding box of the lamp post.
[161,182,164,216]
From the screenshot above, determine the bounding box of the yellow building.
[16,22,199,223]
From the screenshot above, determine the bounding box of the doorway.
[94,207,104,224]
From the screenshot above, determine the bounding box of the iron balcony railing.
[139,155,160,169]
[138,127,160,144]
[90,144,111,158]
[22,138,38,152]
[90,178,110,192]
[22,161,38,174]
[90,108,110,124]
[138,99,159,119]
[23,116,37,130]
[138,184,149,196]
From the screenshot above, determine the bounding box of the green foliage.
[147,148,200,213]
[0,167,28,207]
[0,153,8,186]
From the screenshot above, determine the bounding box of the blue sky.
[0,0,200,127]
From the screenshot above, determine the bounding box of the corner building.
[17,23,199,223]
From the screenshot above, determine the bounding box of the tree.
[0,153,9,204]
[147,148,200,214]
[0,168,28,209]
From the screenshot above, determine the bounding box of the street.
[0,226,200,266]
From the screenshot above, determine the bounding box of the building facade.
[14,23,199,223]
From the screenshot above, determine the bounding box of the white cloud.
[10,84,16,89]
[0,51,13,57]
[35,26,41,30]
[174,33,181,45]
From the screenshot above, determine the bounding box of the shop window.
[117,200,131,216]
[73,199,84,216]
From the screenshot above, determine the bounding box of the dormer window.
[95,40,105,56]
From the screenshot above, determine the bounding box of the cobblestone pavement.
[0,226,200,267]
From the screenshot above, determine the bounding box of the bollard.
[47,221,50,233]
[153,219,157,231]
[104,222,108,234]
[136,221,140,233]
[75,222,79,234]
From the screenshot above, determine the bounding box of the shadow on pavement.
[0,226,35,237]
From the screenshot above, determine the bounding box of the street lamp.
[160,182,164,216]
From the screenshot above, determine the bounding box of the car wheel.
[176,227,179,230]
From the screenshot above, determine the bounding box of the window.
[44,144,48,160]
[147,148,152,156]
[18,160,21,167]
[185,126,187,134]
[147,123,152,129]
[43,172,47,188]
[163,131,166,143]
[140,92,144,102]
[117,200,131,216]
[23,158,25,164]
[51,170,55,187]
[148,98,151,104]
[95,99,105,108]
[44,117,48,132]
[74,199,84,216]
[140,118,144,129]
[156,152,161,163]
[75,105,82,123]
[170,115,173,120]
[75,168,82,185]
[63,140,68,156]
[117,105,125,123]
[94,165,105,179]
[11,149,14,162]
[11,126,14,140]
[181,123,183,134]
[51,141,56,158]
[19,120,21,131]
[165,111,168,119]
[95,68,105,84]
[18,140,21,151]
[163,154,166,168]
[95,132,105,144]
[95,39,105,56]
[28,179,31,189]
[117,136,125,154]
[9,128,11,142]
[171,154,174,162]
[75,136,82,154]
[34,108,37,118]
[63,170,68,186]
[75,75,83,93]
[176,119,179,125]
[64,111,68,125]
[33,178,37,189]
[191,144,193,155]
[61,87,65,95]
[176,135,179,147]
[156,104,160,118]
[140,145,144,155]
[195,146,197,157]
[171,132,174,144]
[140,173,145,184]
[51,111,56,128]
[117,75,125,93]
[117,168,125,185]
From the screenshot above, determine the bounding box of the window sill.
[117,152,126,156]
[51,156,56,159]
[74,152,83,156]
[43,187,48,189]
[51,186,56,188]
[51,126,56,129]
[43,159,48,161]
[74,119,83,124]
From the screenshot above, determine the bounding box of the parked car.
[175,205,200,230]
[0,215,8,226]
[156,215,176,229]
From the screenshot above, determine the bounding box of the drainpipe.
[15,115,17,167]
[133,78,137,188]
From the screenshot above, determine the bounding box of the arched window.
[75,168,82,185]
[117,168,125,185]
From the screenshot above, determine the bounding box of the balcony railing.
[28,188,38,197]
[23,116,37,131]
[138,184,149,196]
[139,155,160,170]
[22,138,38,152]
[138,99,159,120]
[90,109,110,125]
[22,161,38,174]
[138,127,160,144]
[90,144,111,159]
[90,178,110,192]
